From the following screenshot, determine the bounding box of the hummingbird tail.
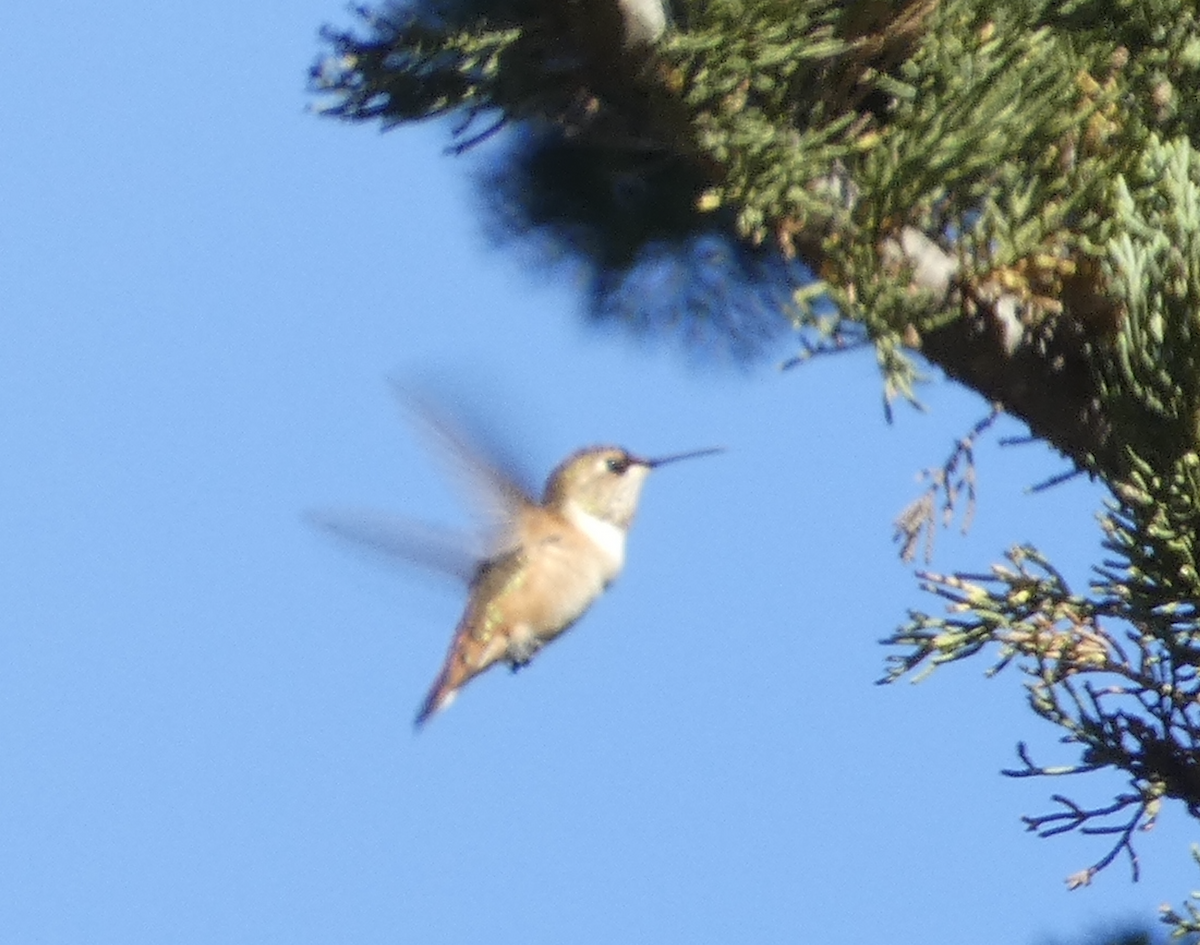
[412,621,507,729]
[413,694,452,729]
[413,659,471,729]
[414,677,457,729]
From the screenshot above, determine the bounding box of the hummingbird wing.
[392,383,540,545]
[306,509,481,584]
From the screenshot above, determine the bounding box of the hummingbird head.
[544,445,724,528]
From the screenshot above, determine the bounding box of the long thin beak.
[644,446,725,469]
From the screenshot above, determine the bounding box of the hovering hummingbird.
[311,391,722,728]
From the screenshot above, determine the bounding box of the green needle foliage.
[309,0,1200,928]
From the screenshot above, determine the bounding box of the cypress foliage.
[310,0,1200,925]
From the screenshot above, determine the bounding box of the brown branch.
[880,227,1123,475]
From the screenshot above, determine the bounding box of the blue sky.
[2,3,1195,943]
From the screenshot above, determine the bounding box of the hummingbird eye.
[605,454,631,475]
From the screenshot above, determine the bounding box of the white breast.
[563,501,627,581]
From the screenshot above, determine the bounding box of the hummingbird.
[311,392,722,728]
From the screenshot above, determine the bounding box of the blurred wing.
[392,381,539,534]
[307,508,481,584]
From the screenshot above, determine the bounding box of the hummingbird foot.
[506,629,542,670]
